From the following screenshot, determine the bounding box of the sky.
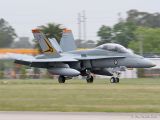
[0,0,160,41]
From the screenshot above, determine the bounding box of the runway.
[0,112,160,120]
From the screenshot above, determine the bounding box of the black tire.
[115,77,120,83]
[86,76,94,83]
[110,77,116,83]
[58,76,65,83]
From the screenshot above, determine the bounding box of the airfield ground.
[0,78,160,112]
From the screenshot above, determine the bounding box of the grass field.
[0,78,160,112]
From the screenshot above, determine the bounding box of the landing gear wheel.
[115,77,119,83]
[86,75,94,83]
[110,77,116,83]
[58,76,66,83]
[110,77,120,83]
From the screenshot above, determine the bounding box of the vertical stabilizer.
[48,38,63,53]
[60,29,77,52]
[32,29,60,55]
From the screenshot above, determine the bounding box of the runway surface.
[0,112,160,120]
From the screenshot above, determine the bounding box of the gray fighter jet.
[9,29,155,83]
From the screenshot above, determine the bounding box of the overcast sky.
[0,0,160,41]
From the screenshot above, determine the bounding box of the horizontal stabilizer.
[7,53,77,63]
[7,53,35,60]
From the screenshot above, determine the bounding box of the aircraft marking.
[43,39,55,53]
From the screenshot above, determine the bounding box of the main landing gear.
[85,69,94,83]
[58,75,66,83]
[58,74,94,84]
[58,76,74,83]
[86,75,94,83]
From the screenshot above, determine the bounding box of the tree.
[129,27,160,53]
[113,21,137,47]
[39,23,63,42]
[97,25,112,45]
[0,18,17,48]
[127,9,160,28]
[97,9,160,48]
[11,37,33,48]
[97,22,136,47]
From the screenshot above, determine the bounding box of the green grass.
[0,78,160,112]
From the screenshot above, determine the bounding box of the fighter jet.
[9,29,155,83]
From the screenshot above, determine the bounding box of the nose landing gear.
[108,66,126,83]
[110,77,119,83]
[110,72,120,83]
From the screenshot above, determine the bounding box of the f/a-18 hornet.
[9,29,155,83]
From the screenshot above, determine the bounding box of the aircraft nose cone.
[151,62,156,67]
[144,59,156,68]
[150,62,156,67]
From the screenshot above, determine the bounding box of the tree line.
[97,9,160,53]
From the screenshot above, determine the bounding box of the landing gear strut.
[58,76,66,83]
[84,69,94,83]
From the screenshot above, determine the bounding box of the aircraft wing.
[7,53,35,60]
[31,57,78,62]
[75,55,125,60]
[7,53,78,63]
[7,53,125,61]
[7,53,125,68]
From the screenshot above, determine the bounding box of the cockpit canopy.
[96,43,133,53]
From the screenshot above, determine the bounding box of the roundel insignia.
[114,60,118,65]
